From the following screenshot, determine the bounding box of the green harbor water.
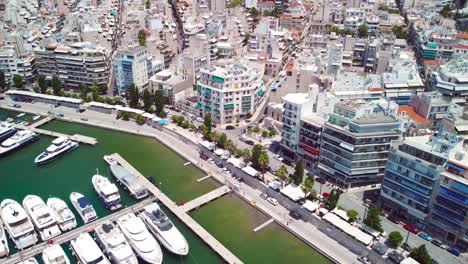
[1,111,330,264]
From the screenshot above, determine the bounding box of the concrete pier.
[29,116,54,128]
[3,197,156,264]
[109,153,243,264]
[11,124,98,145]
[253,218,274,232]
[180,185,231,212]
[196,175,212,182]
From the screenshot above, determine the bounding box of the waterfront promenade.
[109,153,244,264]
[3,197,156,264]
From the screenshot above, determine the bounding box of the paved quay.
[109,153,244,264]
[180,185,231,213]
[3,197,157,264]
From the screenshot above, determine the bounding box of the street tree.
[79,83,89,100]
[325,189,341,209]
[257,151,269,173]
[392,25,408,39]
[135,114,145,125]
[204,113,212,133]
[92,81,99,101]
[251,144,264,170]
[275,165,289,188]
[225,139,236,154]
[358,24,368,38]
[0,70,6,92]
[364,206,383,232]
[302,176,315,199]
[347,209,359,222]
[217,133,227,148]
[145,0,150,9]
[292,159,304,185]
[142,89,152,112]
[410,245,432,264]
[37,74,47,94]
[388,231,403,247]
[154,90,165,117]
[129,83,139,108]
[440,4,451,18]
[51,74,61,95]
[138,30,147,46]
[13,74,23,89]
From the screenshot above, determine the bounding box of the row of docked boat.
[7,201,189,264]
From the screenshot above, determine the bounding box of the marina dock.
[253,218,275,232]
[3,197,157,264]
[11,124,98,145]
[29,116,54,128]
[181,185,231,213]
[109,153,243,264]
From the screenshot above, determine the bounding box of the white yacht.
[0,199,38,249]
[22,195,61,241]
[16,257,39,264]
[117,213,163,264]
[0,122,16,141]
[92,174,122,211]
[70,233,110,264]
[104,157,148,200]
[17,113,26,118]
[69,193,97,224]
[140,203,189,255]
[0,218,9,258]
[0,130,37,155]
[33,115,41,121]
[34,137,78,164]
[95,221,138,264]
[42,244,70,264]
[46,197,77,232]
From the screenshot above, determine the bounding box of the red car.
[404,224,419,234]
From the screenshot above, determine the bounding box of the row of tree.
[127,84,166,117]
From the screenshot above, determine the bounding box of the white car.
[273,154,284,162]
[267,197,279,206]
[208,158,215,164]
[196,117,204,122]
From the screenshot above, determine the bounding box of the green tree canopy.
[145,0,150,9]
[292,159,304,185]
[13,74,23,89]
[0,70,6,92]
[135,114,145,124]
[227,0,243,8]
[204,113,212,133]
[275,165,289,188]
[217,133,227,148]
[154,89,165,117]
[410,245,432,264]
[302,177,315,199]
[251,144,270,172]
[358,24,368,38]
[129,83,139,108]
[364,206,383,232]
[51,74,61,95]
[324,189,342,209]
[388,231,403,247]
[392,25,408,39]
[440,4,451,18]
[347,209,359,222]
[79,83,89,100]
[138,30,147,46]
[38,74,47,94]
[91,81,99,101]
[142,89,152,112]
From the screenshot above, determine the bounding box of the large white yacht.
[140,203,189,255]
[92,174,122,211]
[0,130,37,155]
[0,218,9,258]
[46,197,77,232]
[70,233,110,264]
[104,156,148,200]
[117,213,163,264]
[22,195,61,241]
[42,244,70,264]
[0,121,16,141]
[34,137,78,164]
[16,257,39,264]
[95,221,138,264]
[0,199,38,249]
[69,192,97,224]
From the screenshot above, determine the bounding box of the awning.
[257,89,264,96]
[204,88,211,93]
[213,76,224,83]
[196,84,202,90]
[224,104,234,109]
[195,102,201,108]
[302,200,320,212]
[204,106,211,111]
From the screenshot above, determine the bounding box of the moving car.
[403,224,419,234]
[431,239,448,249]
[260,193,268,199]
[447,247,460,256]
[357,255,372,264]
[401,243,412,252]
[388,251,404,263]
[418,231,432,241]
[289,210,302,220]
[273,154,284,162]
[226,125,235,130]
[267,197,278,206]
[372,243,388,256]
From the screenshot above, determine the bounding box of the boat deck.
[108,153,243,264]
[3,197,156,264]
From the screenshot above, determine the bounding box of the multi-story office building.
[114,45,150,94]
[34,42,110,91]
[0,46,36,85]
[317,100,401,188]
[380,132,456,227]
[297,113,325,170]
[196,61,266,124]
[427,144,467,251]
[433,58,468,107]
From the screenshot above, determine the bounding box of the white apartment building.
[114,45,150,94]
[434,58,468,107]
[34,42,110,91]
[0,47,36,85]
[196,61,266,124]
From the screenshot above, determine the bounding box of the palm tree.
[275,165,288,188]
[225,139,236,154]
[258,151,269,182]
[302,176,315,200]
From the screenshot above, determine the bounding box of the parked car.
[226,125,235,130]
[260,193,268,200]
[357,256,372,264]
[403,224,419,234]
[401,243,412,252]
[387,215,400,224]
[418,232,432,241]
[208,158,215,164]
[388,251,404,263]
[13,103,21,108]
[245,140,255,146]
[372,243,388,256]
[267,197,279,206]
[196,117,204,122]
[431,239,448,249]
[315,177,326,184]
[289,210,302,220]
[446,247,460,256]
[273,154,284,161]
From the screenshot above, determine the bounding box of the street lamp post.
[405,229,410,244]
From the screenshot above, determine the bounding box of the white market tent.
[200,140,215,151]
[227,157,244,168]
[318,208,329,215]
[214,148,224,156]
[242,166,259,177]
[323,213,373,246]
[302,200,320,212]
[280,183,306,202]
[332,208,350,222]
